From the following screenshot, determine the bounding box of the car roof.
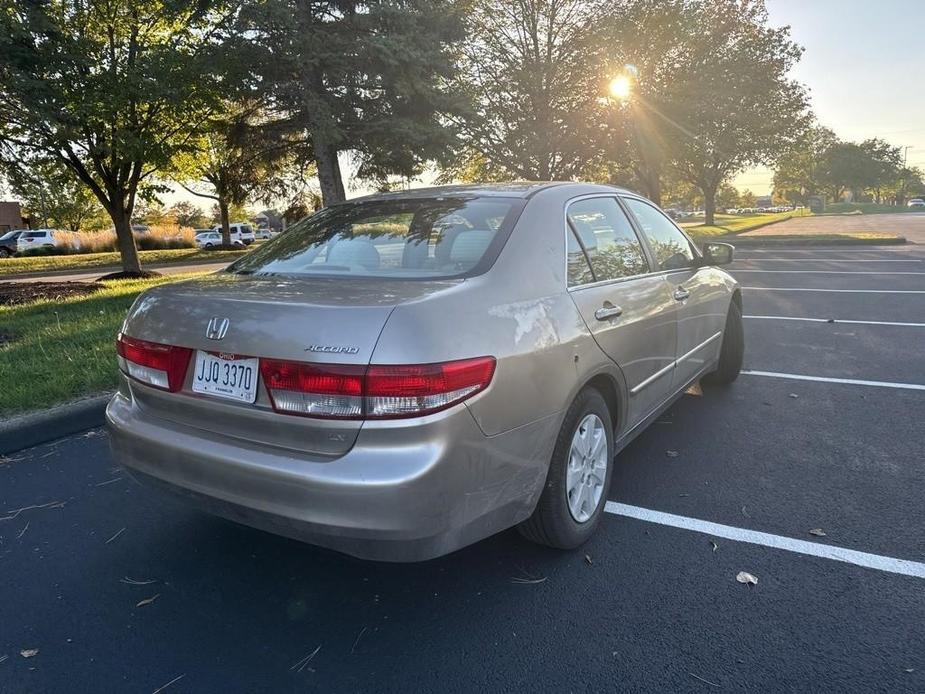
[344,182,635,204]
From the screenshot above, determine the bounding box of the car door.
[565,196,678,428]
[622,196,728,390]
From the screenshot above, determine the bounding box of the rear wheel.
[0,248,9,258]
[704,299,744,385]
[518,387,613,549]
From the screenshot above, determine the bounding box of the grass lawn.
[0,247,246,277]
[0,275,202,418]
[682,210,806,240]
[823,202,922,215]
[731,232,904,244]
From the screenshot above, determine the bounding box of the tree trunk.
[112,205,142,274]
[219,198,231,246]
[642,168,661,206]
[703,186,717,226]
[313,132,345,206]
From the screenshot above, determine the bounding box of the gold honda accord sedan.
[107,182,742,561]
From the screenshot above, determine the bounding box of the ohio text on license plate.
[191,351,259,403]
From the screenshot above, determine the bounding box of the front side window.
[566,197,649,284]
[228,197,522,280]
[623,198,695,270]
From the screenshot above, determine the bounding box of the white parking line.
[742,370,925,391]
[744,287,925,294]
[734,269,925,275]
[605,503,925,579]
[744,315,925,328]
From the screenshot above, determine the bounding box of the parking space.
[2,244,924,691]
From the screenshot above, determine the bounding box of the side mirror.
[699,242,734,266]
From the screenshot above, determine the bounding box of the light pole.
[901,146,913,206]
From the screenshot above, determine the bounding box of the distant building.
[255,209,283,232]
[755,196,773,208]
[0,201,26,235]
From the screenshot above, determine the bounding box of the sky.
[734,0,925,194]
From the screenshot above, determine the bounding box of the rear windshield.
[227,196,524,279]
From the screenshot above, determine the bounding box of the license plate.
[191,351,259,403]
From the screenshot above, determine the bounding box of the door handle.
[673,287,690,301]
[594,305,623,321]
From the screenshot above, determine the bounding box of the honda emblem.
[205,317,230,340]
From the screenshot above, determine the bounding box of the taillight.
[116,333,192,392]
[260,360,365,419]
[260,356,496,419]
[366,358,496,418]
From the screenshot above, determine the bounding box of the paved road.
[742,211,925,243]
[0,260,231,284]
[2,246,924,692]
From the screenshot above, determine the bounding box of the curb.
[716,235,907,247]
[0,394,111,455]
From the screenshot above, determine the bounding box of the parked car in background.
[254,227,277,240]
[0,229,24,257]
[108,182,743,562]
[195,231,243,249]
[213,222,255,245]
[908,198,925,208]
[16,229,80,252]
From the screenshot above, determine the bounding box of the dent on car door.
[564,196,678,429]
[622,197,728,389]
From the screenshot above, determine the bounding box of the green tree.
[168,201,207,229]
[0,0,238,274]
[245,0,463,206]
[5,158,107,230]
[649,0,810,225]
[449,0,611,182]
[772,125,839,204]
[858,138,902,203]
[817,142,870,203]
[176,102,306,245]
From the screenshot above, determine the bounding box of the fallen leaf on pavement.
[685,382,703,396]
[584,554,593,565]
[736,571,758,586]
[136,594,160,608]
[666,450,679,458]
[809,528,826,537]
[710,541,718,552]
[20,649,39,658]
[788,393,799,399]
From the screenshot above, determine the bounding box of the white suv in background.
[16,229,80,252]
[213,223,255,245]
[907,198,925,208]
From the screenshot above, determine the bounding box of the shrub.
[60,224,197,255]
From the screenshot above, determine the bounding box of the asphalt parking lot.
[2,244,924,692]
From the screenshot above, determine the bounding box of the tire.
[0,248,9,258]
[704,299,744,385]
[518,387,614,550]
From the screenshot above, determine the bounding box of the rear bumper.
[106,391,558,561]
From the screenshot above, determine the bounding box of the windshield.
[227,196,524,279]
[1,230,22,241]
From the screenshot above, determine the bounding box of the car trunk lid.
[121,272,460,456]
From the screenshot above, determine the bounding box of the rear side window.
[228,197,524,279]
[622,198,695,270]
[566,197,649,285]
[23,231,47,239]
